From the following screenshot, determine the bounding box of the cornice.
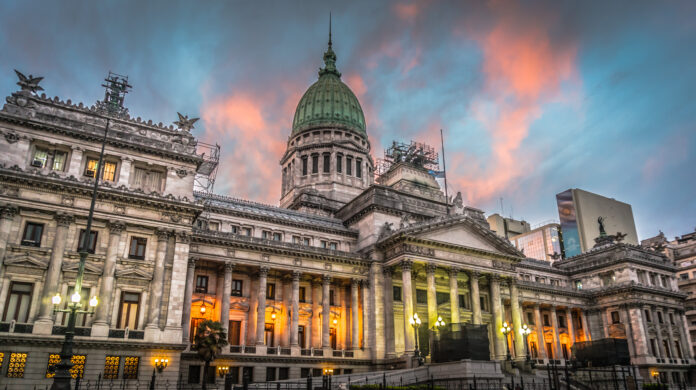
[0,333,187,350]
[180,351,371,366]
[380,235,522,264]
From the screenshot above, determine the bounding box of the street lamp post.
[409,313,423,366]
[50,72,130,390]
[521,324,532,361]
[500,322,513,361]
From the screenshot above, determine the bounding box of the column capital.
[362,278,370,289]
[508,277,518,286]
[54,213,74,227]
[489,273,501,283]
[550,305,557,313]
[188,257,198,268]
[426,263,437,275]
[532,303,541,309]
[351,278,360,287]
[448,267,459,277]
[292,270,302,281]
[155,229,170,242]
[382,266,394,277]
[224,262,235,272]
[401,260,413,271]
[107,220,126,234]
[0,205,18,220]
[322,274,331,284]
[259,266,270,277]
[175,230,191,244]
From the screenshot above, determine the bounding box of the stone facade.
[0,43,693,389]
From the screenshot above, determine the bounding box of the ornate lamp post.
[521,324,532,361]
[409,313,424,366]
[500,322,513,361]
[434,316,446,330]
[50,72,130,390]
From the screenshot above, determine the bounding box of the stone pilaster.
[369,261,385,360]
[290,271,301,347]
[146,229,170,333]
[566,307,575,346]
[165,231,190,342]
[220,262,234,335]
[322,274,331,349]
[92,220,125,337]
[256,266,269,345]
[35,213,73,334]
[470,271,482,324]
[490,274,505,360]
[449,268,460,326]
[181,257,196,343]
[509,279,524,360]
[678,311,694,359]
[581,310,591,341]
[619,305,636,358]
[311,279,321,348]
[652,306,666,358]
[0,205,18,285]
[381,269,395,356]
[628,305,649,357]
[362,279,371,351]
[550,306,562,359]
[401,260,415,353]
[665,309,677,358]
[426,263,438,330]
[533,304,547,359]
[352,278,362,350]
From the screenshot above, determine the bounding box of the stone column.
[534,304,547,359]
[620,305,636,357]
[550,306,562,360]
[362,279,371,350]
[653,306,667,358]
[352,278,361,350]
[666,309,677,358]
[92,221,126,336]
[146,230,170,329]
[311,279,321,348]
[426,264,438,329]
[369,261,385,359]
[510,280,524,360]
[182,257,197,343]
[164,231,191,342]
[0,205,18,284]
[629,305,649,357]
[322,274,331,349]
[221,263,234,335]
[490,274,505,360]
[401,260,415,353]
[449,268,460,326]
[290,271,301,347]
[566,308,576,346]
[36,213,74,333]
[678,311,694,359]
[581,310,591,341]
[256,266,269,345]
[470,271,482,324]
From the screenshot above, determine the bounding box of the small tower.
[280,22,373,216]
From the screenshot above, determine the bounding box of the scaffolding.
[194,141,220,194]
[375,140,440,178]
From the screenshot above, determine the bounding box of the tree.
[194,320,228,389]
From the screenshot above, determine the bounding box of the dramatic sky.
[1,1,695,240]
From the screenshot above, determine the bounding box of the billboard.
[556,189,582,258]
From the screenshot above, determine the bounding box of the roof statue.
[548,251,562,260]
[593,215,617,248]
[174,112,199,132]
[615,231,627,242]
[14,69,44,94]
[597,216,607,237]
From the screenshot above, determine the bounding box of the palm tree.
[194,320,228,389]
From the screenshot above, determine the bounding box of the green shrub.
[642,383,668,390]
[349,385,445,390]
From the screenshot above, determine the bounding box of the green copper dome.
[292,40,366,135]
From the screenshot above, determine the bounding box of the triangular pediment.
[3,253,49,269]
[62,261,103,274]
[381,215,523,258]
[115,267,153,280]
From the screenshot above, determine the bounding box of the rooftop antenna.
[329,12,332,48]
[440,129,449,214]
[500,197,504,215]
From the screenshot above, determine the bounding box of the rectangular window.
[356,158,362,178]
[31,148,67,171]
[266,367,276,381]
[302,156,308,176]
[436,291,449,305]
[299,287,306,302]
[336,155,343,173]
[330,290,335,306]
[292,236,301,244]
[558,315,566,328]
[267,283,275,300]
[302,237,311,246]
[480,296,489,312]
[645,310,652,322]
[77,229,98,253]
[669,313,675,324]
[346,157,352,175]
[230,225,238,234]
[128,237,147,259]
[117,292,140,329]
[611,311,620,324]
[3,282,33,322]
[47,354,62,378]
[298,325,306,348]
[329,242,337,250]
[195,275,209,294]
[279,367,289,380]
[312,155,318,174]
[458,294,468,309]
[188,365,201,384]
[301,368,310,378]
[104,356,120,380]
[416,289,427,304]
[657,312,664,323]
[323,153,330,173]
[208,222,219,231]
[231,280,243,297]
[6,353,27,378]
[123,357,139,380]
[21,222,44,247]
[262,230,271,239]
[31,148,49,167]
[52,151,67,171]
[229,320,242,345]
[84,158,117,181]
[527,312,534,325]
[264,323,275,346]
[393,286,402,302]
[242,227,252,236]
[320,240,327,248]
[543,314,550,326]
[272,232,282,241]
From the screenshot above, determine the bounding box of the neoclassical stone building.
[0,38,693,388]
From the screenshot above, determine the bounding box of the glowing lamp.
[71,292,81,303]
[154,358,169,372]
[333,319,338,325]
[52,294,62,306]
[89,296,98,307]
[200,305,206,314]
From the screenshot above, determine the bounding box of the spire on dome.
[319,13,341,78]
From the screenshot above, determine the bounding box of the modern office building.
[0,37,692,388]
[486,214,531,240]
[556,188,638,258]
[510,223,563,262]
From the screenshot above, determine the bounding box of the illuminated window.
[46,354,61,378]
[123,356,139,379]
[0,353,3,371]
[31,148,49,168]
[70,355,86,379]
[84,158,117,181]
[132,167,164,193]
[117,292,140,329]
[195,275,209,294]
[104,356,120,379]
[6,353,27,378]
[267,283,276,300]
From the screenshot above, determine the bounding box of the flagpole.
[440,129,449,214]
